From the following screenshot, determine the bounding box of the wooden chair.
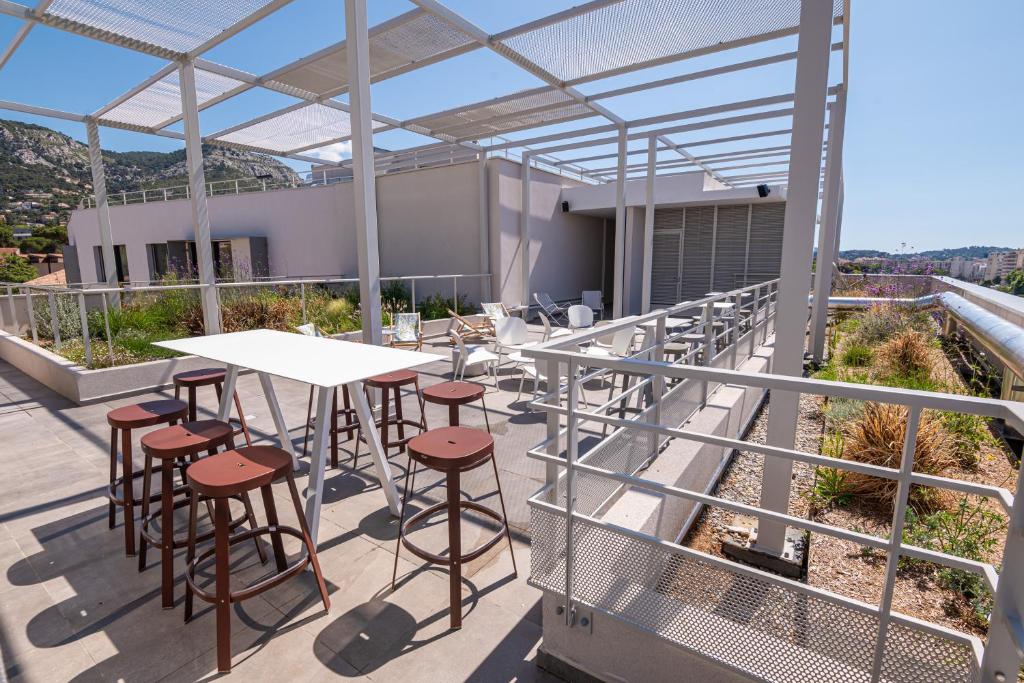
[447,309,494,344]
[390,312,423,351]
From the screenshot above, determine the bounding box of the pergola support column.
[478,152,492,302]
[809,86,847,363]
[640,135,656,313]
[85,117,117,295]
[179,60,221,335]
[520,153,531,309]
[346,0,383,346]
[612,126,627,318]
[756,0,833,557]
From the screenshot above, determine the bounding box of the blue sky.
[0,1,1020,252]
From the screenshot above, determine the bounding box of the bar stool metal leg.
[447,468,462,629]
[213,498,232,673]
[122,428,136,556]
[108,428,117,529]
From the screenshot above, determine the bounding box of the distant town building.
[984,250,1023,281]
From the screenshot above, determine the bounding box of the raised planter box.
[0,315,480,404]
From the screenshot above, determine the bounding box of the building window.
[147,243,169,282]
[94,245,130,283]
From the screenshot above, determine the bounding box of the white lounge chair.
[534,292,567,324]
[582,290,603,320]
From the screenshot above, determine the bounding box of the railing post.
[543,357,561,492]
[27,289,38,344]
[300,282,307,324]
[869,406,921,682]
[750,285,761,358]
[77,292,92,368]
[47,291,61,346]
[981,449,1024,682]
[701,300,715,406]
[142,189,147,204]
[651,313,667,455]
[411,279,416,313]
[563,357,580,626]
[730,292,741,368]
[100,293,114,365]
[121,191,127,205]
[453,275,458,313]
[6,285,16,332]
[163,188,169,201]
[234,179,240,194]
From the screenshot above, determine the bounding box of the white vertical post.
[641,135,657,314]
[809,86,847,363]
[757,0,834,556]
[478,152,492,301]
[179,60,222,335]
[520,153,532,309]
[85,118,117,293]
[346,0,383,346]
[612,127,627,318]
[830,182,845,267]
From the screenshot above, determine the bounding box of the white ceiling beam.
[0,0,52,73]
[0,98,84,121]
[186,0,295,58]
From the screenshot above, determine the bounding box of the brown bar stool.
[391,426,516,629]
[173,368,252,447]
[138,419,264,609]
[356,369,426,460]
[421,381,491,432]
[184,445,330,673]
[302,384,359,469]
[107,399,188,556]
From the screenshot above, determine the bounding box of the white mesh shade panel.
[214,103,385,154]
[44,0,281,54]
[497,0,844,84]
[100,69,246,129]
[409,88,594,141]
[268,10,478,97]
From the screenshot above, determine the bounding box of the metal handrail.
[523,283,1024,683]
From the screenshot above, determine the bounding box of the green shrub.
[840,342,873,367]
[901,498,1005,624]
[810,431,853,507]
[822,398,865,433]
[854,303,934,346]
[381,280,411,315]
[0,253,37,282]
[32,292,84,343]
[417,292,472,320]
[939,411,992,468]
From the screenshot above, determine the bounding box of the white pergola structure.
[0,0,854,577]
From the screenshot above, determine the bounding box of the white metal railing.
[521,281,1024,683]
[0,272,490,368]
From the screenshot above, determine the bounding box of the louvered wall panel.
[747,203,786,286]
[652,230,682,305]
[680,205,715,299]
[713,205,749,291]
[654,208,685,232]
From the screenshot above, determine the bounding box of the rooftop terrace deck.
[0,331,565,682]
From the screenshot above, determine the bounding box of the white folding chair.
[451,332,499,388]
[582,290,603,320]
[567,304,594,330]
[534,292,567,324]
[538,311,573,342]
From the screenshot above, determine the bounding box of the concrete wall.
[66,159,602,310]
[488,158,604,308]
[68,183,357,283]
[376,161,484,303]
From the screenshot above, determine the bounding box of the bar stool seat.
[107,399,188,556]
[138,419,260,609]
[393,426,516,629]
[356,369,425,458]
[421,381,490,431]
[184,445,330,673]
[173,368,252,447]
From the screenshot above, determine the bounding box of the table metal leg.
[348,379,401,517]
[304,385,333,547]
[216,365,239,422]
[257,372,298,469]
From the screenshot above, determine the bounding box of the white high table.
[155,329,437,545]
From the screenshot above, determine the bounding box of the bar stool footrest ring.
[400,500,506,565]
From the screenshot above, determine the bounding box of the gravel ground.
[683,359,1019,638]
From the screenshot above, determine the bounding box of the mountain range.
[839,246,1008,261]
[0,119,299,226]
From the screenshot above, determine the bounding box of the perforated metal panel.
[44,0,279,54]
[529,506,979,683]
[100,68,246,129]
[652,229,683,306]
[214,103,386,154]
[497,0,844,84]
[747,203,785,285]
[408,88,594,141]
[267,10,478,97]
[681,205,714,299]
[712,204,749,291]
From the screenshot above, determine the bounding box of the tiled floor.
[0,331,568,682]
